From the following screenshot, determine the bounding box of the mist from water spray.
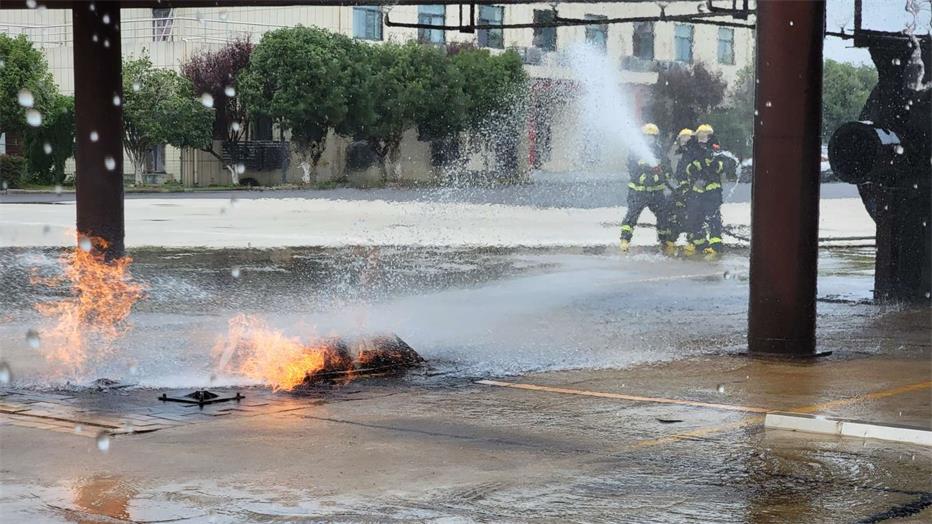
[563,43,657,167]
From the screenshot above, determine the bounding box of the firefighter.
[666,128,695,249]
[620,123,673,253]
[683,124,725,258]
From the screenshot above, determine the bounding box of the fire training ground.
[1,0,929,358]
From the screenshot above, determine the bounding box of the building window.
[585,14,608,52]
[477,5,504,49]
[353,6,383,41]
[146,144,166,173]
[674,24,694,63]
[152,8,173,42]
[533,10,557,51]
[717,27,735,65]
[418,5,446,44]
[632,22,654,60]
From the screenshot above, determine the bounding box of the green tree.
[449,44,527,134]
[22,94,74,185]
[702,64,754,159]
[122,56,213,185]
[0,34,55,136]
[822,58,877,143]
[238,26,372,183]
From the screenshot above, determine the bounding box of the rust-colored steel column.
[73,1,124,259]
[748,0,825,356]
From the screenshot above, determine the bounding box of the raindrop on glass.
[43,142,52,155]
[754,110,759,116]
[0,361,11,385]
[224,86,235,97]
[231,266,241,278]
[926,291,931,299]
[90,131,99,142]
[54,184,62,195]
[231,122,241,133]
[132,81,141,92]
[723,270,731,280]
[765,101,772,108]
[112,94,121,106]
[74,424,83,434]
[716,384,725,394]
[219,11,229,21]
[17,89,34,108]
[96,431,111,452]
[103,39,110,49]
[104,155,116,171]
[25,109,42,127]
[884,205,889,211]
[200,93,214,108]
[92,33,99,43]
[25,329,40,350]
[235,163,245,175]
[79,237,92,252]
[788,20,794,26]
[89,2,95,11]
[102,13,110,25]
[892,58,901,66]
[913,183,919,190]
[894,145,904,155]
[26,0,37,8]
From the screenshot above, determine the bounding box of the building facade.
[1,3,755,185]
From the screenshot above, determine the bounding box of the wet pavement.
[1,240,929,522]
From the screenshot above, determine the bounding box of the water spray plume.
[32,236,146,378]
[565,44,658,166]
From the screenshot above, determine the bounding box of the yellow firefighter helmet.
[641,123,660,136]
[695,123,714,134]
[677,128,694,139]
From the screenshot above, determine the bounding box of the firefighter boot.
[620,239,631,253]
[662,241,678,256]
[682,243,697,257]
[703,247,720,261]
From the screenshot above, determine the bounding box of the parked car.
[736,145,836,183]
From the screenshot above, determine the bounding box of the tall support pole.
[73,1,124,259]
[748,1,825,356]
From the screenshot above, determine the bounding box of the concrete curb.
[764,412,932,446]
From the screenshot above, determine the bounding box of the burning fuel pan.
[300,334,424,385]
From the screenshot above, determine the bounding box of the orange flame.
[212,314,343,391]
[33,237,145,376]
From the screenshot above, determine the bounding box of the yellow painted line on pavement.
[476,380,771,414]
[477,379,932,449]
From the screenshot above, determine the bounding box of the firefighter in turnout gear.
[620,123,674,253]
[683,124,725,259]
[666,128,695,250]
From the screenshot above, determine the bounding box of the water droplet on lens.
[79,237,92,252]
[231,122,241,132]
[26,0,37,8]
[892,58,901,66]
[754,110,758,116]
[102,13,110,24]
[26,329,40,349]
[788,20,794,26]
[74,424,83,434]
[765,101,772,107]
[103,39,110,48]
[54,184,62,195]
[926,291,931,299]
[104,155,116,171]
[17,89,34,108]
[200,93,214,108]
[90,131,99,142]
[25,109,42,127]
[0,361,11,385]
[723,270,731,280]
[894,145,904,155]
[231,266,241,278]
[132,81,141,92]
[96,431,111,452]
[112,94,121,106]
[224,86,235,97]
[235,163,245,174]
[92,33,98,42]
[43,142,52,155]
[716,384,725,394]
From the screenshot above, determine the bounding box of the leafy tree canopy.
[822,58,877,142]
[0,34,56,135]
[648,62,726,143]
[122,56,213,183]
